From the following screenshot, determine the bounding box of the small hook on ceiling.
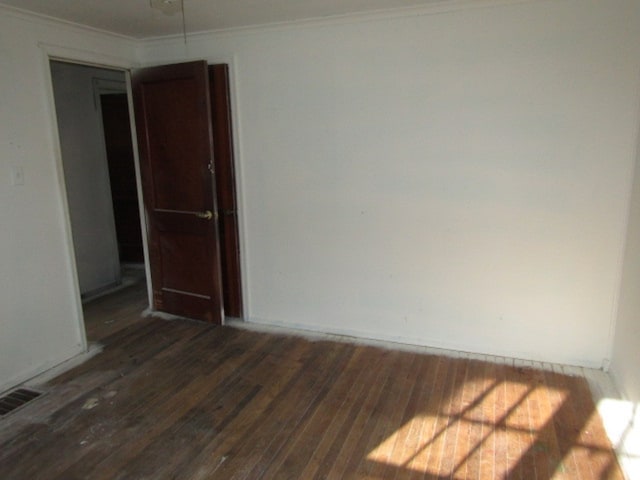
[149,0,183,16]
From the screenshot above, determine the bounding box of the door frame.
[42,45,247,345]
[41,44,152,351]
[216,58,250,322]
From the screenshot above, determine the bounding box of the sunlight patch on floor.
[367,379,576,478]
[598,398,640,480]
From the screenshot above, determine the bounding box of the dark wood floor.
[0,283,623,479]
[83,269,149,342]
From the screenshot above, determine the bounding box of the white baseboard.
[0,344,92,396]
[238,316,603,370]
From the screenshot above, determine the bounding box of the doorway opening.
[50,60,147,339]
[131,61,243,323]
[50,59,243,340]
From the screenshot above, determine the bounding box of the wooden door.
[132,61,224,324]
[101,93,144,263]
[209,64,243,318]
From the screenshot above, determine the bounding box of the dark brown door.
[209,64,243,318]
[101,93,144,263]
[132,61,224,324]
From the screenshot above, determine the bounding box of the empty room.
[1,0,639,478]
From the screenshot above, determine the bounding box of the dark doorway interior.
[100,93,144,264]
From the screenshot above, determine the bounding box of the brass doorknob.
[195,210,213,220]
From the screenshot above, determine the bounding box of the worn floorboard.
[0,284,624,479]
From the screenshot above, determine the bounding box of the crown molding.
[0,0,548,46]
[141,0,545,45]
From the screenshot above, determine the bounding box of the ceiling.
[0,0,449,39]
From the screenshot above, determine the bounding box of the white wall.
[1,0,638,395]
[50,62,124,295]
[0,7,137,392]
[141,0,640,367]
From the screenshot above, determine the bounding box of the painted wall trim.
[0,344,84,396]
[227,55,251,321]
[40,48,88,356]
[124,72,154,310]
[39,42,140,71]
[245,316,604,370]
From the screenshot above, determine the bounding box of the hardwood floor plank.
[3,325,233,479]
[527,368,552,479]
[297,346,389,479]
[0,284,625,480]
[436,357,470,478]
[542,369,582,479]
[476,361,499,480]
[213,340,352,480]
[504,366,535,480]
[452,357,484,480]
[532,368,564,479]
[353,351,421,478]
[404,355,450,479]
[0,319,199,476]
[174,336,314,480]
[99,375,262,479]
[261,345,369,479]
[374,353,435,480]
[83,282,148,341]
[491,363,510,480]
[49,317,193,385]
[249,342,360,480]
[565,371,624,480]
[426,356,456,479]
[56,330,276,480]
[324,349,404,479]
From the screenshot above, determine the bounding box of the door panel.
[209,64,243,318]
[132,61,223,324]
[143,78,207,210]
